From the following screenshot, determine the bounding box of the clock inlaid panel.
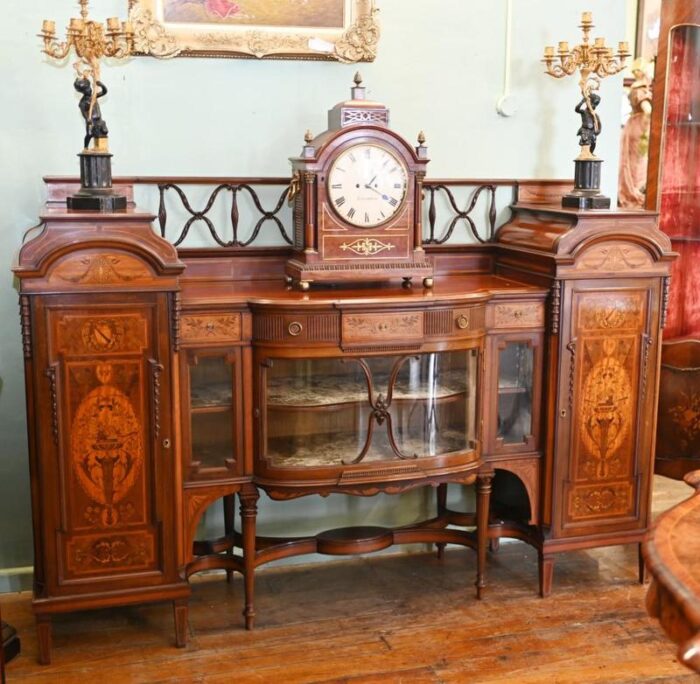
[327,144,408,228]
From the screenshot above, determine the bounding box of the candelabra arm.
[42,40,72,60]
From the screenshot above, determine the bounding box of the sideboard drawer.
[341,311,424,350]
[489,302,545,330]
[424,305,486,339]
[254,312,340,344]
[181,313,242,344]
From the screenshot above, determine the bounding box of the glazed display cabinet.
[13,172,674,661]
[259,349,479,472]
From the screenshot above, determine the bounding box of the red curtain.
[659,26,700,338]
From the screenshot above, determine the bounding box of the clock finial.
[302,129,315,158]
[351,71,366,101]
[416,130,428,159]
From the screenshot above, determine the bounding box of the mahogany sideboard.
[13,177,675,663]
[644,469,700,674]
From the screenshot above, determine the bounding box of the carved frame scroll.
[129,0,379,62]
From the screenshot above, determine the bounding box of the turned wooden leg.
[435,483,448,559]
[173,599,188,648]
[638,542,647,584]
[223,494,236,584]
[239,483,259,630]
[539,553,554,598]
[35,615,52,666]
[475,472,493,600]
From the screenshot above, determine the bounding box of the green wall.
[0,0,627,588]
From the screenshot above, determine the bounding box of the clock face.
[327,144,408,228]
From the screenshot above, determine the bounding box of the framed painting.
[128,0,379,62]
[635,0,662,60]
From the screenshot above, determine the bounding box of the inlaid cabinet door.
[34,294,179,593]
[554,279,661,537]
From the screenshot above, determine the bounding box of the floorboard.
[1,476,695,683]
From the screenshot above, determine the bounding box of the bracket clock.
[285,74,434,290]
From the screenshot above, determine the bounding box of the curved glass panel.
[264,350,478,468]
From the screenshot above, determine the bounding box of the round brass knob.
[456,314,470,330]
[288,321,303,336]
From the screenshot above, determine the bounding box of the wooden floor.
[2,476,696,683]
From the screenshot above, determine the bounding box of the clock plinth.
[286,75,433,290]
[285,256,434,290]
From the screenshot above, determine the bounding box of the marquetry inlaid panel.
[563,289,649,527]
[491,302,545,329]
[341,311,424,348]
[573,242,653,273]
[57,314,148,355]
[181,313,242,344]
[49,253,153,286]
[65,530,155,576]
[567,482,634,520]
[48,304,163,582]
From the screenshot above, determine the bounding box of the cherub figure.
[575,90,602,156]
[74,77,109,150]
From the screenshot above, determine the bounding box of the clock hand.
[363,177,395,203]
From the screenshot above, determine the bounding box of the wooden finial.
[304,129,313,144]
[353,71,363,87]
[417,130,426,145]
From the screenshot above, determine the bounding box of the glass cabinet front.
[186,351,239,477]
[262,349,478,469]
[497,341,534,445]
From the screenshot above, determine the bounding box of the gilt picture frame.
[128,0,379,62]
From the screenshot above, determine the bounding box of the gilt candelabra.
[39,0,135,211]
[543,12,630,209]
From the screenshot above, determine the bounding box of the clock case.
[285,79,434,290]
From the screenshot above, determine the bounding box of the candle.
[42,19,56,34]
[618,41,629,54]
[544,46,555,58]
[69,18,84,31]
[581,11,592,23]
[558,41,569,53]
[123,20,134,34]
[107,17,121,31]
[594,37,605,48]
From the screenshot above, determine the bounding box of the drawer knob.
[456,314,470,330]
[288,321,303,336]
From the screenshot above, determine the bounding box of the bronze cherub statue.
[574,90,601,158]
[74,77,109,151]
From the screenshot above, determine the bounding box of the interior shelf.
[497,386,530,395]
[266,427,471,467]
[191,404,232,415]
[191,381,233,409]
[266,369,469,408]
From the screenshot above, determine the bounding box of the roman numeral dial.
[327,143,408,228]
